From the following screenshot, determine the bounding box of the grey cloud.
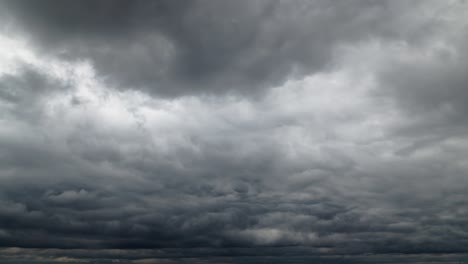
[1,0,437,97]
[1,247,468,264]
[1,1,468,263]
[2,66,468,261]
[0,66,67,122]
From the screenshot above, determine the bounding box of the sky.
[1,0,468,263]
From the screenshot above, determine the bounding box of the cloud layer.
[1,0,468,263]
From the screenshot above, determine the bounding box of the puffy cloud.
[1,0,468,263]
[0,0,444,97]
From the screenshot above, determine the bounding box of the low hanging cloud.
[1,1,468,263]
[1,0,443,97]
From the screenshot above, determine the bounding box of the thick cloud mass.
[1,0,468,263]
[1,0,440,97]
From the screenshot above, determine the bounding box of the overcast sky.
[1,1,468,263]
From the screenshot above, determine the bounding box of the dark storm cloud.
[2,66,468,259]
[2,247,468,264]
[2,0,468,263]
[380,36,468,138]
[1,0,436,97]
[0,66,67,121]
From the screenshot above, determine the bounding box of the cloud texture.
[1,0,468,263]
